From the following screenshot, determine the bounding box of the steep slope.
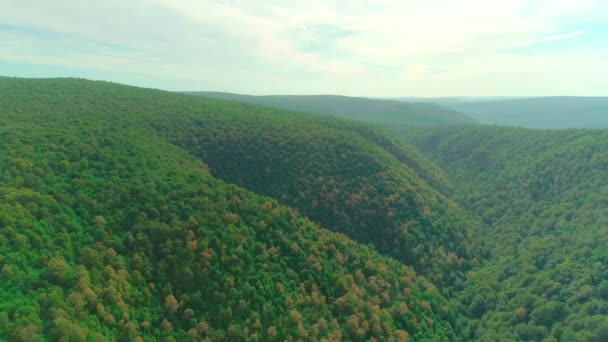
[185,92,477,127]
[162,101,477,285]
[445,97,608,129]
[2,77,477,284]
[403,126,608,341]
[0,77,475,340]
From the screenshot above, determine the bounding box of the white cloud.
[0,0,607,96]
[540,30,584,42]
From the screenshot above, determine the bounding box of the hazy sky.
[1,0,607,96]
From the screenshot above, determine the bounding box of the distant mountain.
[435,97,608,129]
[185,92,477,127]
[393,96,529,104]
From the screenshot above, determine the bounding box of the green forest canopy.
[0,77,476,341]
[402,125,608,341]
[2,76,607,341]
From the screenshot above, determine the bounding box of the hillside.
[154,105,477,283]
[402,126,608,341]
[0,77,476,340]
[4,76,607,341]
[185,92,477,127]
[443,97,608,129]
[0,77,477,282]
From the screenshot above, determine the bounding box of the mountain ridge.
[184,91,477,127]
[438,96,608,129]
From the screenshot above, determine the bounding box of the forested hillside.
[6,76,605,342]
[0,77,475,341]
[185,92,476,127]
[154,106,477,284]
[403,126,608,341]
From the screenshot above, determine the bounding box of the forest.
[1,77,607,341]
[402,126,608,341]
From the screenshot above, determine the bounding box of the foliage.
[154,104,477,284]
[403,125,608,341]
[0,77,472,340]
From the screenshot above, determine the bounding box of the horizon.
[1,0,607,97]
[2,75,608,100]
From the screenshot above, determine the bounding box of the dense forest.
[2,77,607,341]
[403,126,608,341]
[0,77,476,341]
[153,105,478,284]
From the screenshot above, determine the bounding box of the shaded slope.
[159,100,478,285]
[185,91,477,127]
[403,126,608,341]
[162,114,475,281]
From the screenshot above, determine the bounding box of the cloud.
[540,30,584,42]
[0,0,607,96]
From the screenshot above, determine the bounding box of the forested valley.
[1,77,607,341]
[402,127,608,341]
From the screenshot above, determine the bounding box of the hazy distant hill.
[432,97,608,129]
[395,96,528,104]
[185,92,477,127]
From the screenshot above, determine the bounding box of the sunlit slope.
[0,77,466,340]
[0,76,480,340]
[2,77,477,284]
[186,91,477,127]
[403,126,608,341]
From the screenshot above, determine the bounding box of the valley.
[1,77,607,341]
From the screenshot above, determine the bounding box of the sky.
[1,0,607,97]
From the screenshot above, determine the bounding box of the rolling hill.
[441,97,608,129]
[0,77,476,341]
[8,76,607,341]
[185,92,477,127]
